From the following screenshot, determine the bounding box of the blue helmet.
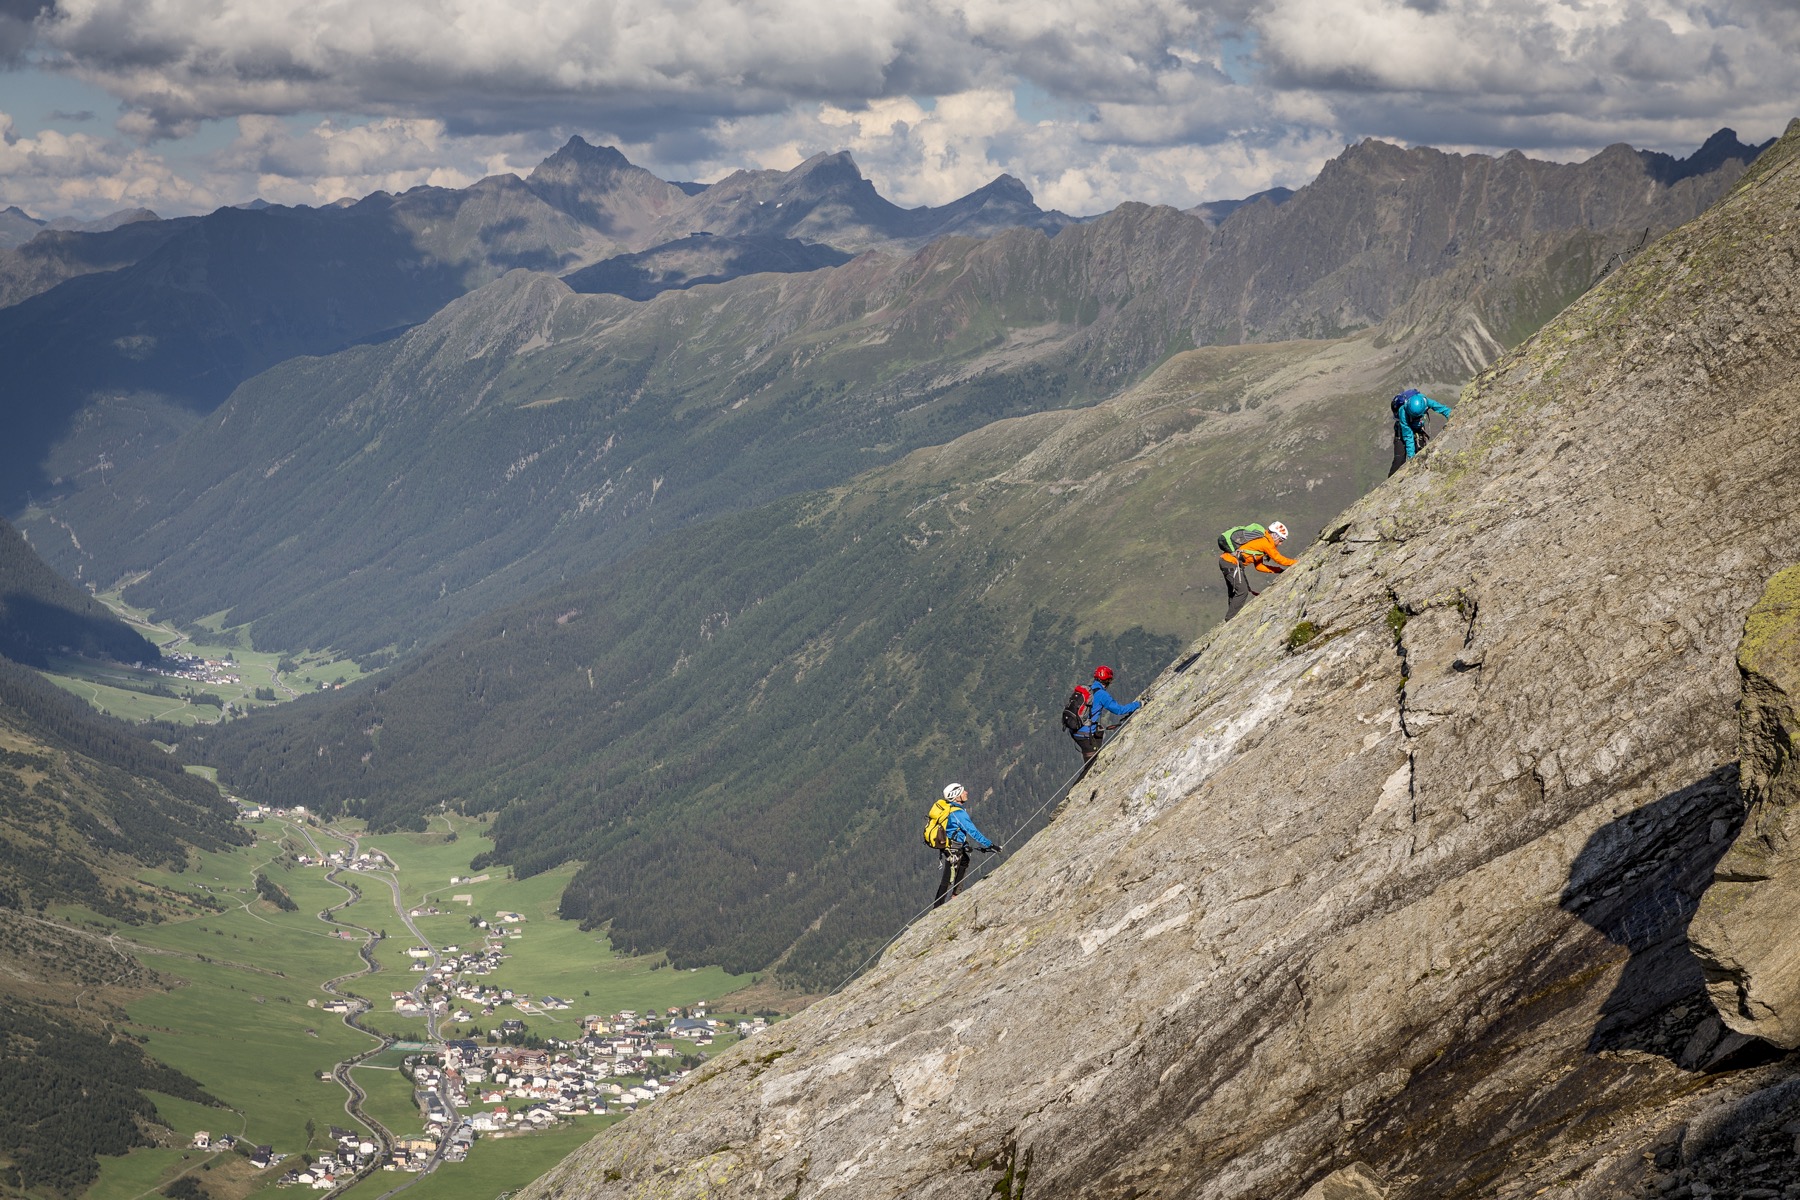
[1405,393,1429,417]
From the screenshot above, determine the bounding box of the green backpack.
[1218,524,1266,556]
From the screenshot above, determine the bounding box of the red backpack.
[1060,685,1093,734]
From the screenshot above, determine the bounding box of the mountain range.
[20,131,1768,665]
[0,139,1073,509]
[0,115,1796,1200]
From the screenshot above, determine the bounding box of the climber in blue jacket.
[932,783,998,907]
[1389,389,1453,475]
[1072,665,1142,772]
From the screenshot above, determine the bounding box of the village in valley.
[207,805,769,1196]
[257,1002,766,1187]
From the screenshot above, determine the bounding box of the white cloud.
[0,110,220,214]
[213,115,548,205]
[2,0,1795,222]
[1250,0,1800,153]
[36,0,1197,137]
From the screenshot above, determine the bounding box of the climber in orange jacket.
[1218,521,1297,619]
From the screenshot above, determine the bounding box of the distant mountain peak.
[967,174,1035,203]
[523,137,685,241]
[788,150,870,191]
[797,149,858,169]
[525,138,640,185]
[1639,127,1774,186]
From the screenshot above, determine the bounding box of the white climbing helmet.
[1268,521,1289,541]
[943,783,967,801]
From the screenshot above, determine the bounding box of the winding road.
[296,820,459,1198]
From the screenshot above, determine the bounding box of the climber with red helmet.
[1218,522,1297,619]
[1066,665,1142,771]
[1389,388,1453,475]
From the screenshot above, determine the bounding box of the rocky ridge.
[520,123,1800,1199]
[1692,565,1800,1047]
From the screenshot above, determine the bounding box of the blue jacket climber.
[932,783,998,907]
[1070,665,1142,775]
[1080,680,1140,734]
[1390,389,1453,474]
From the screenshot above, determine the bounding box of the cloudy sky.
[1,0,1795,220]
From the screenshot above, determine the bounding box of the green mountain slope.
[186,331,1402,987]
[0,578,242,1193]
[0,654,247,917]
[0,518,158,668]
[0,992,220,1196]
[28,134,1760,662]
[0,178,621,509]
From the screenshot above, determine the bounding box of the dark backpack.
[1391,389,1420,419]
[1061,685,1093,734]
[1217,524,1266,556]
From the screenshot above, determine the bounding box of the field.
[76,812,754,1200]
[123,823,380,1152]
[350,1063,423,1140]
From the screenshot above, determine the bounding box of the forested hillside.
[28,133,1763,661]
[0,535,240,1192]
[0,519,159,668]
[0,994,220,1195]
[190,331,1402,987]
[0,654,246,917]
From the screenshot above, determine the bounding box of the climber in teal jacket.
[1390,389,1453,475]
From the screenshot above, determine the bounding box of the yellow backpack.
[922,798,962,851]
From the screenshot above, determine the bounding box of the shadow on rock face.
[1560,765,1774,1069]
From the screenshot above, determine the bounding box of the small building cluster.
[288,847,392,871]
[276,1129,376,1188]
[153,651,242,686]
[364,1006,763,1172]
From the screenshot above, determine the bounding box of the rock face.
[1691,565,1800,1045]
[520,122,1800,1199]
